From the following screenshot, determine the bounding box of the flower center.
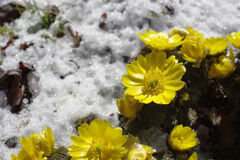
[180,136,185,141]
[149,79,158,87]
[175,136,186,145]
[142,68,164,95]
[89,138,108,159]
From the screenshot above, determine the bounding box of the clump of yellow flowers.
[137,26,238,79]
[11,127,55,160]
[122,50,186,104]
[10,27,240,160]
[118,26,238,118]
[138,27,236,70]
[168,124,197,151]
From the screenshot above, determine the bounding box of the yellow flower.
[169,27,189,38]
[205,37,228,55]
[181,35,206,66]
[186,27,204,38]
[126,143,155,160]
[209,47,235,78]
[68,119,128,160]
[183,92,189,101]
[227,31,240,49]
[11,137,46,160]
[188,152,198,160]
[138,30,183,50]
[117,91,143,119]
[31,126,55,156]
[11,127,55,160]
[168,124,197,151]
[122,50,186,104]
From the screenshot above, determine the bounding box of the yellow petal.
[229,47,235,63]
[122,74,143,87]
[152,94,170,104]
[89,119,110,137]
[126,61,146,76]
[71,136,90,147]
[137,55,150,70]
[126,86,143,96]
[68,145,89,157]
[188,152,198,160]
[149,50,167,69]
[77,125,92,143]
[164,81,185,91]
[139,95,154,104]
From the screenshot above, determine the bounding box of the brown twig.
[67,25,76,37]
[67,25,82,48]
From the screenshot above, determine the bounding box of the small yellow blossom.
[117,91,144,119]
[205,37,228,55]
[186,27,204,38]
[126,143,156,160]
[209,47,235,78]
[169,27,189,38]
[11,127,54,160]
[227,31,240,49]
[122,50,186,104]
[181,35,206,66]
[168,125,197,151]
[11,136,46,160]
[188,152,198,160]
[138,30,183,50]
[68,119,128,160]
[31,126,55,156]
[183,92,189,101]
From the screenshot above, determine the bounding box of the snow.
[0,0,240,159]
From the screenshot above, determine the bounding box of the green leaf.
[150,10,159,17]
[27,23,43,34]
[0,59,3,65]
[0,26,8,35]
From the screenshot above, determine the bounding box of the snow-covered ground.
[0,0,240,159]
